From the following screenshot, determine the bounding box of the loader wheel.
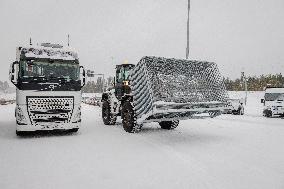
[102,101,117,125]
[159,120,179,130]
[122,101,141,133]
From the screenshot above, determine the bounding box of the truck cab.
[261,87,284,117]
[9,43,85,135]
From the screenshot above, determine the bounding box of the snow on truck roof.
[17,43,78,60]
[265,88,284,93]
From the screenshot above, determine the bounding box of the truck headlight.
[16,106,28,125]
[72,106,81,123]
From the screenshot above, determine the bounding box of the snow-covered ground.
[0,92,15,101]
[0,92,284,189]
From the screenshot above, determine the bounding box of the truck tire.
[121,101,141,133]
[69,128,79,133]
[16,131,25,136]
[159,120,179,130]
[102,101,117,125]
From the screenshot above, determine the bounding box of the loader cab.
[115,63,135,100]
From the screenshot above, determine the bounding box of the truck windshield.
[19,60,79,81]
[264,93,284,101]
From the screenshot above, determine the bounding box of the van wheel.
[263,109,272,117]
[159,120,179,130]
[102,101,117,125]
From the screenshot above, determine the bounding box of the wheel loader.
[101,56,229,133]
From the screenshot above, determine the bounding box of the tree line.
[82,77,113,93]
[224,73,284,91]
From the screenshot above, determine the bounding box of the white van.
[261,87,284,117]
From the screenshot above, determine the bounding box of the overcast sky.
[0,0,284,81]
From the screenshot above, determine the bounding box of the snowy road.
[0,102,284,189]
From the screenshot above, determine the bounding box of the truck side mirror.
[9,61,18,86]
[113,76,116,86]
[80,66,86,87]
[261,99,264,103]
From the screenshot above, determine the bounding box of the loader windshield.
[117,66,132,82]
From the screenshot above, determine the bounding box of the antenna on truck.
[29,37,32,46]
[68,34,70,47]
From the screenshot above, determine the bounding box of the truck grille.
[26,96,74,125]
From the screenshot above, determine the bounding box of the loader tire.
[159,120,179,130]
[102,101,117,125]
[122,101,141,133]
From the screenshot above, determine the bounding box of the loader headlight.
[123,80,129,86]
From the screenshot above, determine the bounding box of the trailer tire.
[122,101,141,133]
[159,120,179,130]
[102,100,117,125]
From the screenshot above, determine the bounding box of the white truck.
[9,43,85,135]
[261,87,284,117]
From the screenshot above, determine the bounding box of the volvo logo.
[49,84,56,90]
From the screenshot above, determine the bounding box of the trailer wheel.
[159,120,179,130]
[122,101,141,133]
[102,101,117,125]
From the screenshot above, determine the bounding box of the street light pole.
[241,72,248,105]
[186,0,190,59]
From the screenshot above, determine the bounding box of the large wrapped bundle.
[130,56,228,120]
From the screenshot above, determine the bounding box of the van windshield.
[264,93,284,101]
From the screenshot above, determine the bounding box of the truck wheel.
[159,120,179,130]
[16,131,29,136]
[122,101,141,133]
[69,128,79,133]
[102,101,117,125]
